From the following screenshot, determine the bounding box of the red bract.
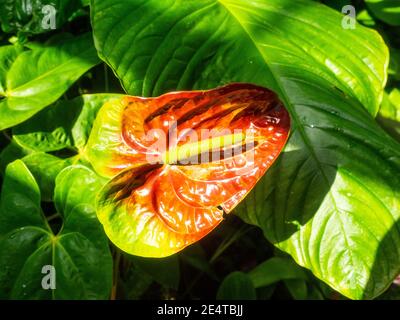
[86,83,290,257]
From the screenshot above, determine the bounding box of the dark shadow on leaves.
[365,219,400,299]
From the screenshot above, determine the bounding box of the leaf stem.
[104,63,109,93]
[2,130,12,142]
[46,213,61,222]
[209,224,252,264]
[111,249,121,300]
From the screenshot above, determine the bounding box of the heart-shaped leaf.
[22,153,75,202]
[13,94,122,152]
[91,0,400,299]
[91,0,387,116]
[86,83,290,257]
[0,33,100,130]
[0,161,112,299]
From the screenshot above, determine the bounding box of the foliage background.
[0,0,399,300]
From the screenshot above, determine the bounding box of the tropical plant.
[0,0,399,300]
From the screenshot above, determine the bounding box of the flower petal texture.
[86,83,290,257]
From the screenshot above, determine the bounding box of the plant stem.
[111,250,121,300]
[209,224,252,264]
[2,130,12,142]
[47,213,61,222]
[104,63,109,93]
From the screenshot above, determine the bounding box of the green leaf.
[0,0,83,34]
[91,0,387,115]
[0,45,22,95]
[257,285,276,300]
[357,9,377,28]
[0,161,112,299]
[388,48,400,81]
[284,279,309,300]
[22,153,75,202]
[377,283,400,300]
[0,139,32,174]
[0,33,100,130]
[13,94,122,152]
[54,165,106,218]
[237,115,400,299]
[390,88,400,107]
[365,0,400,26]
[91,0,399,299]
[217,272,256,300]
[248,257,308,288]
[377,89,400,141]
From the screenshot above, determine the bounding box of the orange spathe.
[86,83,290,257]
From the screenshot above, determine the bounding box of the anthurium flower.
[86,84,290,257]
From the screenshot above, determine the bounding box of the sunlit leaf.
[13,94,122,152]
[89,0,400,300]
[0,161,112,299]
[0,33,100,130]
[22,153,75,202]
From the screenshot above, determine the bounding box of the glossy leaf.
[91,0,400,299]
[87,84,290,257]
[22,153,75,202]
[0,161,112,299]
[91,0,387,116]
[365,0,400,26]
[0,45,21,95]
[0,33,100,130]
[13,94,122,152]
[0,0,83,34]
